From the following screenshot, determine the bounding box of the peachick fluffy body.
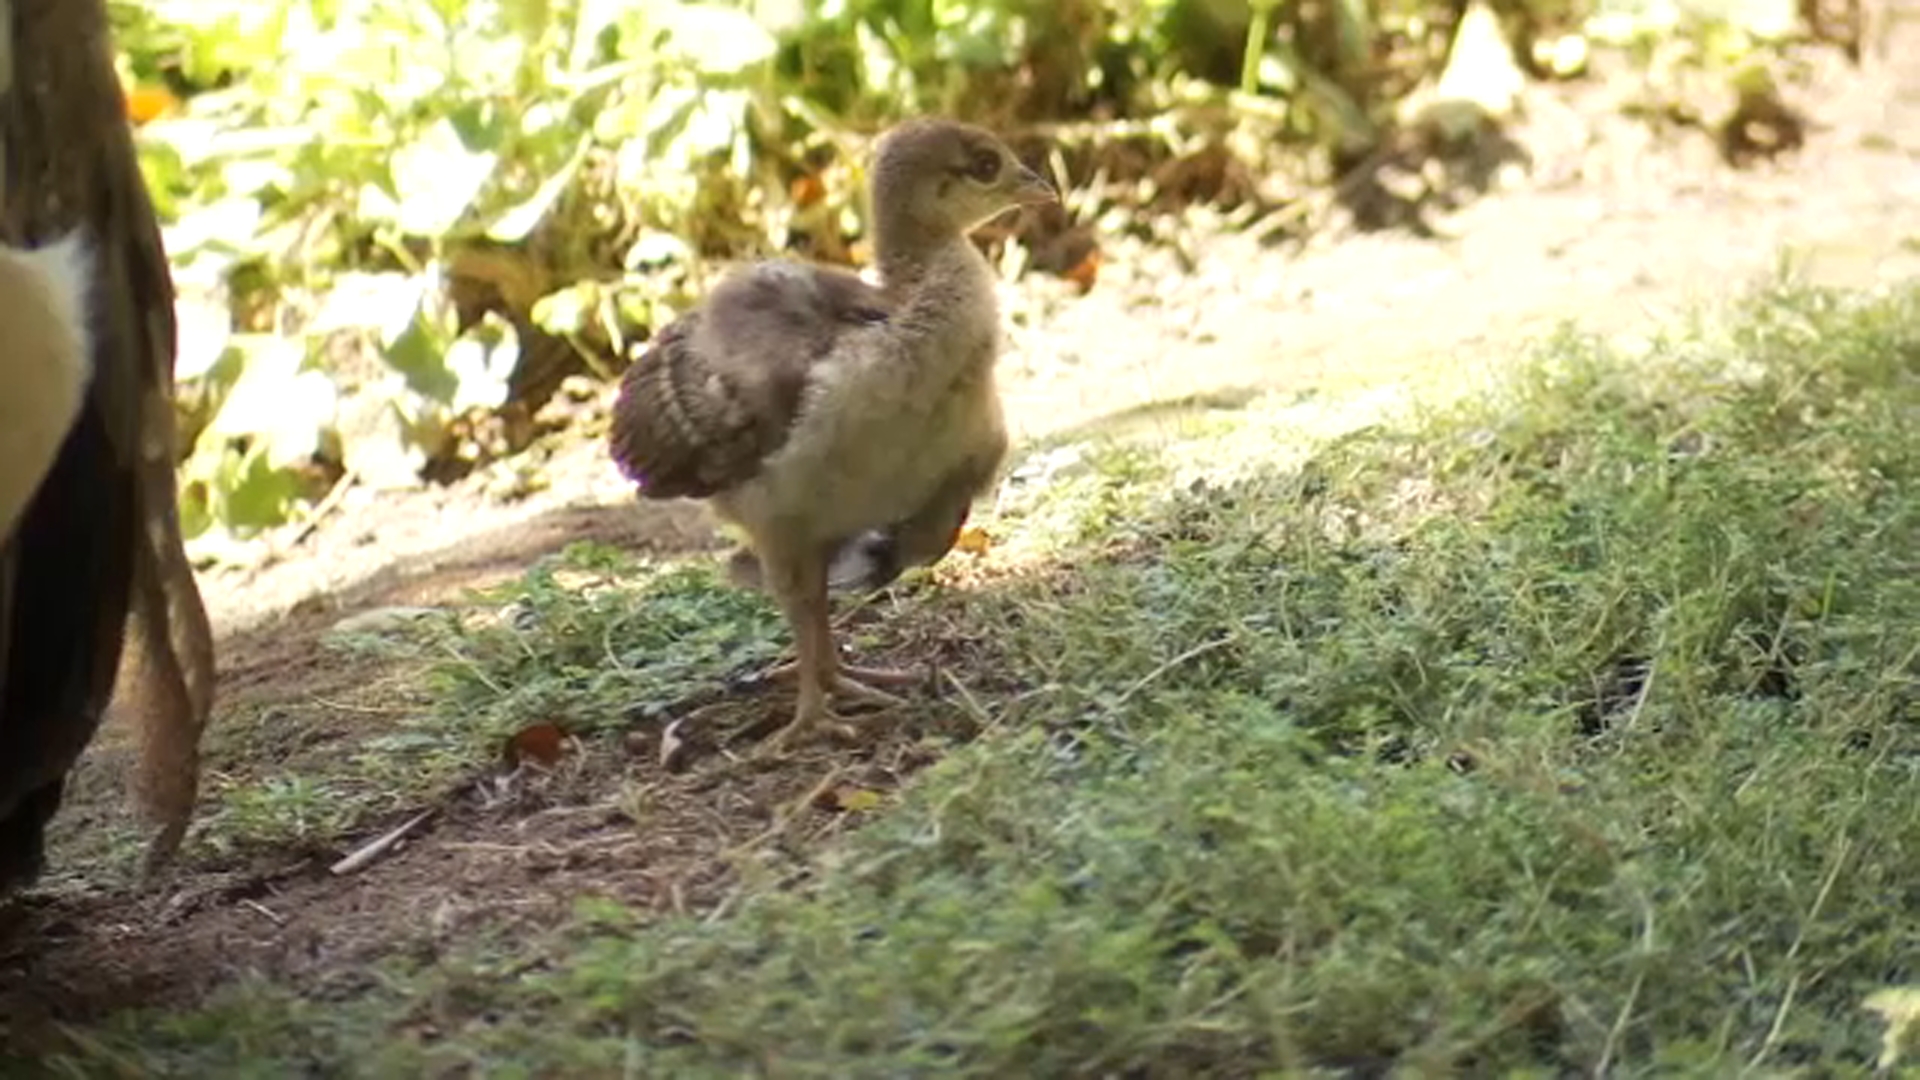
[714,245,1007,556]
[609,117,1055,746]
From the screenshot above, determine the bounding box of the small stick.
[725,764,846,862]
[943,670,996,732]
[1113,635,1236,707]
[286,467,359,550]
[239,898,286,926]
[329,809,433,875]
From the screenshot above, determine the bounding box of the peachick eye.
[968,151,1001,181]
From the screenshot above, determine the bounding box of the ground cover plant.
[108,0,1818,542]
[42,275,1920,1076]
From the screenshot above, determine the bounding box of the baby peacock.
[609,118,1056,748]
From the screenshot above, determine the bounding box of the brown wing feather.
[608,261,890,501]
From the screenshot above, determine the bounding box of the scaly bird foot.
[827,671,907,710]
[753,664,916,753]
[760,698,862,754]
[758,660,928,706]
[837,662,928,689]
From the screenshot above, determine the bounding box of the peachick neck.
[871,213,947,294]
[881,235,994,331]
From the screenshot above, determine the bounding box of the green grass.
[418,551,791,737]
[53,278,1920,1076]
[162,552,789,861]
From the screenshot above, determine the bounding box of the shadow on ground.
[0,387,1269,1057]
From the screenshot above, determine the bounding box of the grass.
[46,277,1920,1075]
[128,554,788,862]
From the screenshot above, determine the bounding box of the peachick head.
[868,118,1058,240]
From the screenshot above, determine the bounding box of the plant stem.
[1241,0,1280,94]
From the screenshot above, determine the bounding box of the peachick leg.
[762,547,860,749]
[806,450,996,697]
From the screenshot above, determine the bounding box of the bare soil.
[4,33,1920,1052]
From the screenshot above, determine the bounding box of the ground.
[5,32,1920,1072]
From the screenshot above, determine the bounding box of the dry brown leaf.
[789,173,826,208]
[503,722,568,768]
[658,716,690,771]
[1063,249,1102,294]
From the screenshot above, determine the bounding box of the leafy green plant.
[204,774,358,853]
[418,544,789,739]
[109,0,1819,541]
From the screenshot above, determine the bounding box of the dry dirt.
[5,33,1920,1056]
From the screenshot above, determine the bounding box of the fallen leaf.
[1063,249,1102,293]
[658,716,690,771]
[790,173,826,207]
[504,722,569,768]
[819,786,886,813]
[1532,33,1589,78]
[1433,0,1524,122]
[1864,987,1920,1070]
[954,526,993,556]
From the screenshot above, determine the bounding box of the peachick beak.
[1012,165,1060,205]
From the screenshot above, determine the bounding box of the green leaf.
[530,282,598,337]
[444,315,523,413]
[172,290,236,383]
[656,3,778,75]
[204,336,338,470]
[487,136,591,242]
[217,444,306,530]
[682,90,750,158]
[384,304,462,405]
[386,120,499,237]
[624,229,692,270]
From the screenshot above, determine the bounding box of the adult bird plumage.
[0,0,216,889]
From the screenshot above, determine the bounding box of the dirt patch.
[1,652,973,1046]
[5,36,1920,1052]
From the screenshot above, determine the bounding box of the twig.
[942,669,997,733]
[1621,655,1657,735]
[1113,635,1237,708]
[440,841,536,855]
[285,467,359,550]
[1598,895,1655,1075]
[1745,834,1850,1073]
[239,898,286,926]
[439,640,506,696]
[329,809,434,875]
[702,881,744,926]
[724,763,846,862]
[308,697,413,715]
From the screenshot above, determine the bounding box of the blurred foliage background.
[105,0,1842,543]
